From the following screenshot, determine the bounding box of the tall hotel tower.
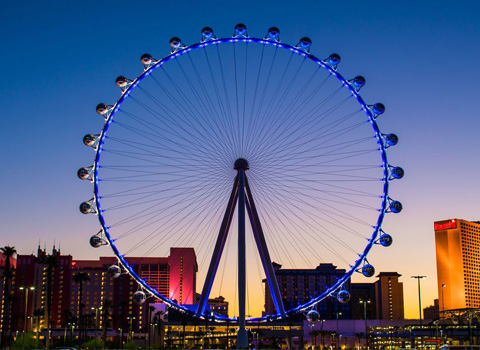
[435,219,480,310]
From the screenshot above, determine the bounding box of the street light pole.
[320,319,325,350]
[118,328,123,349]
[441,284,447,345]
[360,299,371,348]
[336,312,342,350]
[19,286,35,333]
[20,286,35,350]
[441,284,446,317]
[127,316,136,342]
[412,276,427,350]
[91,307,99,338]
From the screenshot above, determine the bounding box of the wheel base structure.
[236,327,249,349]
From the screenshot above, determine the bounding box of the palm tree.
[319,329,330,350]
[72,272,90,342]
[45,254,58,350]
[310,330,321,349]
[209,326,217,349]
[152,310,165,348]
[181,316,188,350]
[62,310,74,343]
[192,318,200,349]
[354,332,365,349]
[1,245,16,349]
[33,308,44,342]
[101,299,113,347]
[148,305,155,348]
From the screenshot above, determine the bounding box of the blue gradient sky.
[1,0,479,318]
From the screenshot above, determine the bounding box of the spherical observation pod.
[389,200,403,213]
[350,76,366,90]
[79,201,93,214]
[90,235,103,248]
[77,167,90,180]
[169,37,182,50]
[379,233,393,247]
[133,290,147,305]
[140,53,153,66]
[234,23,247,36]
[297,37,312,50]
[362,264,375,278]
[115,76,129,88]
[391,167,404,179]
[372,103,386,115]
[96,103,109,115]
[337,290,351,304]
[306,309,320,323]
[83,134,97,147]
[326,53,341,67]
[385,134,399,146]
[266,27,280,41]
[107,265,121,278]
[201,27,215,41]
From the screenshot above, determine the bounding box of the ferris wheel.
[78,24,403,346]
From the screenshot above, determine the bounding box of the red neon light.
[434,220,457,231]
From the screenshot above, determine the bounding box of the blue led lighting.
[91,36,391,323]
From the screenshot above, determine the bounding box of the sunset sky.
[1,0,480,319]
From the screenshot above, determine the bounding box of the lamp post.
[441,283,447,345]
[28,316,34,332]
[412,276,427,349]
[336,312,342,350]
[308,323,314,349]
[91,307,99,338]
[118,328,123,349]
[441,284,447,318]
[359,299,371,348]
[19,286,35,332]
[19,286,35,350]
[127,316,136,342]
[320,319,325,350]
[64,323,70,343]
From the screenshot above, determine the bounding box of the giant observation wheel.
[78,24,403,345]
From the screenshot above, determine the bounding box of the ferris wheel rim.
[90,35,392,322]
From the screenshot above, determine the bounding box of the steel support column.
[236,169,249,348]
[196,176,239,318]
[245,178,286,318]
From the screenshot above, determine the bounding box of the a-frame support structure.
[195,158,286,348]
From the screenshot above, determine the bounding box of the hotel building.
[375,272,404,320]
[2,245,197,334]
[264,262,351,319]
[435,219,480,310]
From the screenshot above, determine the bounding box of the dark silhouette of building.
[194,294,229,316]
[350,283,376,319]
[423,299,439,320]
[264,262,351,319]
[0,252,17,338]
[3,245,197,335]
[375,272,404,320]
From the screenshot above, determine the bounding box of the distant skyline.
[1,0,480,319]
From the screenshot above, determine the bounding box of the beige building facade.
[435,219,480,310]
[375,272,404,320]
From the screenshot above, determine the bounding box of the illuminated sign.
[434,220,457,231]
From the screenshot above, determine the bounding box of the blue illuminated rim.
[92,36,390,323]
